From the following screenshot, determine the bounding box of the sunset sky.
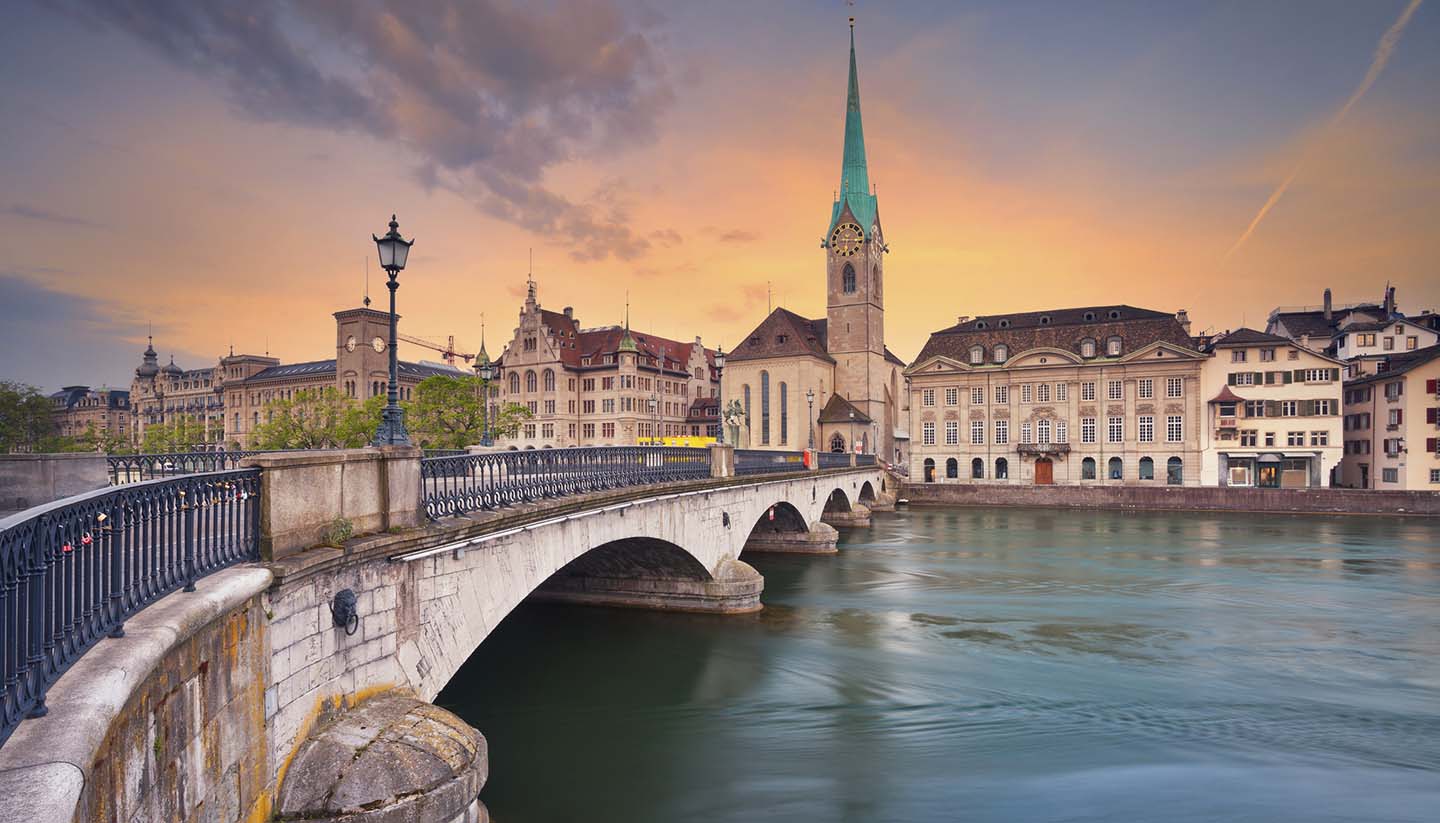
[3,1,1437,391]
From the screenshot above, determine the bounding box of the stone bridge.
[0,446,891,823]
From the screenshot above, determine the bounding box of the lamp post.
[849,409,856,455]
[476,359,495,446]
[806,388,816,451]
[714,345,726,445]
[371,214,414,447]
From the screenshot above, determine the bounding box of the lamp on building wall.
[713,346,727,445]
[372,215,414,447]
[806,388,816,450]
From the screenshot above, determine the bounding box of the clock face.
[345,335,357,352]
[830,222,863,257]
[372,337,386,353]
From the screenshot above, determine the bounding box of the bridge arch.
[859,481,876,504]
[824,487,853,513]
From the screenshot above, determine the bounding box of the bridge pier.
[534,558,763,614]
[823,502,872,528]
[743,520,839,554]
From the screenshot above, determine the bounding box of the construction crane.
[397,333,475,368]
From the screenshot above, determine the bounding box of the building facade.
[489,279,718,448]
[131,305,463,449]
[1198,329,1344,488]
[49,385,130,443]
[1332,318,1438,377]
[1339,346,1440,489]
[723,23,908,463]
[905,305,1206,485]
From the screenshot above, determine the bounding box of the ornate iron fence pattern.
[106,451,273,484]
[818,452,852,469]
[422,448,467,459]
[734,449,806,476]
[421,447,712,519]
[0,469,260,748]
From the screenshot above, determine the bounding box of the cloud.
[0,272,207,391]
[649,228,683,248]
[718,229,759,244]
[3,204,105,228]
[62,0,674,262]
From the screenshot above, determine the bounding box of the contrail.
[1224,0,1423,260]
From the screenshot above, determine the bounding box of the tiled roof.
[1209,385,1248,404]
[730,308,834,363]
[246,359,337,381]
[1346,344,1440,386]
[817,393,871,424]
[914,304,1194,365]
[1208,327,1293,347]
[686,396,719,422]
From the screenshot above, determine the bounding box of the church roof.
[729,308,835,364]
[817,393,872,424]
[827,23,879,239]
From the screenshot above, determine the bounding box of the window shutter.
[1254,372,1264,385]
[1427,378,1438,394]
[1396,409,1403,424]
[1330,368,1341,382]
[1264,371,1275,385]
[1265,400,1279,416]
[1428,408,1438,425]
[1301,400,1314,416]
[1290,369,1301,383]
[1228,373,1237,386]
[1428,438,1438,453]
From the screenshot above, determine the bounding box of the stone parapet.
[743,520,839,554]
[0,452,109,516]
[243,446,422,560]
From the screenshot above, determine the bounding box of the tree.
[0,381,61,453]
[251,388,382,450]
[140,416,211,453]
[404,375,532,448]
[69,422,135,454]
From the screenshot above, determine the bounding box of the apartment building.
[1339,346,1440,489]
[49,385,130,443]
[1198,329,1343,487]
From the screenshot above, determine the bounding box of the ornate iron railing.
[818,451,852,469]
[1,469,260,747]
[421,447,712,519]
[422,448,467,459]
[734,449,806,476]
[107,451,273,484]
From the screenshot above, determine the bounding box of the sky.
[2,0,1437,392]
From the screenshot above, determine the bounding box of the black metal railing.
[1,469,260,747]
[421,446,712,519]
[856,453,878,466]
[422,448,467,459]
[818,451,852,469]
[107,451,273,485]
[734,449,806,476]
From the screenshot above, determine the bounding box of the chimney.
[1323,288,1332,321]
[956,315,971,325]
[1384,286,1396,318]
[563,306,573,319]
[1175,309,1191,335]
[1300,333,1310,350]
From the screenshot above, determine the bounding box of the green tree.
[0,380,62,453]
[68,422,136,454]
[251,387,383,450]
[140,416,211,453]
[405,375,532,448]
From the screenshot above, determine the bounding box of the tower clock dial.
[372,337,386,353]
[830,222,863,256]
[345,335,357,352]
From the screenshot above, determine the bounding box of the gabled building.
[49,385,130,444]
[1332,318,1439,376]
[905,305,1205,485]
[1197,328,1344,488]
[722,22,908,463]
[489,278,718,447]
[1339,345,1440,489]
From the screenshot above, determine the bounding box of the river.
[436,506,1440,822]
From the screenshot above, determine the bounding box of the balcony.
[1017,443,1071,456]
[1217,417,1238,430]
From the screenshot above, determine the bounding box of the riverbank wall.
[901,483,1440,516]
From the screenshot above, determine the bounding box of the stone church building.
[723,23,907,463]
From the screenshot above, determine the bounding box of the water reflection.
[438,507,1440,823]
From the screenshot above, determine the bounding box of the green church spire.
[828,18,878,238]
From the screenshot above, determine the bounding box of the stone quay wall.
[0,453,110,516]
[902,482,1440,516]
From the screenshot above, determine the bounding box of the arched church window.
[830,432,846,453]
[542,369,555,392]
[842,264,856,294]
[871,264,880,296]
[760,371,771,445]
[525,370,537,393]
[508,372,520,394]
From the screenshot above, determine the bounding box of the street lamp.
[476,358,496,446]
[806,388,816,450]
[372,214,414,447]
[848,408,856,456]
[713,345,726,445]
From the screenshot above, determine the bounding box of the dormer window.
[1080,338,1097,358]
[1083,312,1096,321]
[969,345,985,365]
[1108,310,1121,320]
[776,334,788,344]
[993,344,1009,363]
[1039,315,1051,325]
[749,336,761,346]
[975,321,988,330]
[1106,336,1122,356]
[998,319,1011,329]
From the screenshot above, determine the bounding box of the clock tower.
[335,305,395,399]
[824,20,893,457]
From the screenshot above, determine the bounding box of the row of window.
[920,377,1184,408]
[919,415,1185,446]
[1236,430,1330,447]
[924,455,1184,483]
[1227,369,1340,386]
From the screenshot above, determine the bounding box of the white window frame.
[971,420,985,445]
[1021,384,1033,404]
[1056,383,1068,401]
[922,389,935,407]
[994,420,1009,445]
[1138,378,1153,400]
[946,387,960,406]
[1166,377,1183,398]
[970,387,984,405]
[1138,415,1154,443]
[1055,420,1068,443]
[1107,416,1124,444]
[945,420,959,446]
[1108,380,1123,401]
[1037,384,1051,403]
[1081,382,1096,401]
[921,421,935,445]
[1081,417,1096,444]
[995,385,1009,404]
[1166,415,1183,443]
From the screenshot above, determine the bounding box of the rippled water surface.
[437,507,1440,822]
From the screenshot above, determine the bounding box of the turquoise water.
[437,507,1440,822]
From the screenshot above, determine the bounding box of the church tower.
[824,20,891,455]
